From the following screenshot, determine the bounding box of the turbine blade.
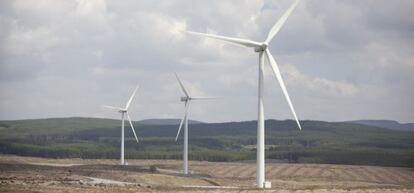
[265,49,302,130]
[126,113,139,143]
[265,0,300,44]
[175,102,190,141]
[174,73,189,97]
[126,85,139,109]
[186,31,261,48]
[191,97,220,100]
[102,105,123,111]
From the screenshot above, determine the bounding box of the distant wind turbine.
[103,85,139,165]
[174,73,214,175]
[186,0,302,188]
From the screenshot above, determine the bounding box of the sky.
[0,0,413,123]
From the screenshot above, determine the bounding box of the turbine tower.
[186,0,302,188]
[174,73,213,175]
[103,85,140,165]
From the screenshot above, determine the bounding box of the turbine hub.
[180,96,189,102]
[254,43,268,52]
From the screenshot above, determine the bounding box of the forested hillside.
[0,117,413,167]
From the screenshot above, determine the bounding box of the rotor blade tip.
[297,123,302,130]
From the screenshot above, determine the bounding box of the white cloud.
[0,0,413,122]
[281,64,359,97]
[4,25,61,55]
[75,0,107,17]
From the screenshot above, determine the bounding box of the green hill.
[137,118,204,125]
[348,120,414,132]
[0,117,413,167]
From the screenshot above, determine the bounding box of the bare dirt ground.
[0,155,413,193]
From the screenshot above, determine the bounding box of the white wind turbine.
[174,73,214,175]
[186,0,302,188]
[103,85,140,165]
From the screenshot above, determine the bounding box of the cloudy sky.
[0,0,413,123]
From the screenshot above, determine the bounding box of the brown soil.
[0,155,413,193]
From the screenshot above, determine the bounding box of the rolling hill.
[137,118,204,125]
[0,117,413,167]
[348,120,414,132]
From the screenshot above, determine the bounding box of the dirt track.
[0,155,413,193]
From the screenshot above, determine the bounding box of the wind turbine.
[103,85,140,165]
[174,73,213,175]
[186,0,302,188]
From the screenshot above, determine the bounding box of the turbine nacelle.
[181,96,190,102]
[254,43,268,53]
